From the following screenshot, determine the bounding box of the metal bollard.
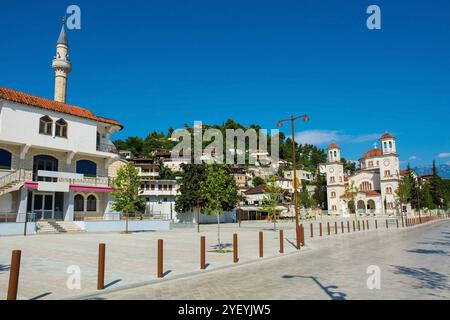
[259,232,264,258]
[97,243,106,290]
[233,233,238,263]
[334,222,338,234]
[310,223,314,238]
[347,221,350,233]
[341,221,344,234]
[375,220,378,229]
[353,221,356,232]
[200,236,206,270]
[319,223,323,237]
[386,219,388,229]
[157,239,164,278]
[358,221,361,231]
[367,220,369,231]
[327,222,330,235]
[7,250,21,300]
[396,220,399,229]
[280,230,284,254]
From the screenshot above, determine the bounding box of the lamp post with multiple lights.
[277,114,309,249]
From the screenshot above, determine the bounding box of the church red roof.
[381,132,394,139]
[327,143,340,149]
[361,148,382,159]
[0,87,123,129]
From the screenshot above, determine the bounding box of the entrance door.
[33,155,58,182]
[33,193,54,220]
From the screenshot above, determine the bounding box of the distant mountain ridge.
[413,164,450,179]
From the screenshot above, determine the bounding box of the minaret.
[52,17,72,103]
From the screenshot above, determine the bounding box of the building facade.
[324,133,400,216]
[0,20,123,223]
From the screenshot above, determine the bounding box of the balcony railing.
[96,143,119,154]
[0,169,113,188]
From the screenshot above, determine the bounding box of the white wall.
[0,223,36,236]
[0,101,107,155]
[73,220,171,232]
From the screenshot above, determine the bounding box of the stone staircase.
[0,170,30,197]
[36,221,85,234]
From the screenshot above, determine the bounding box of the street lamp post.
[277,115,309,249]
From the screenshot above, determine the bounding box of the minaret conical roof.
[57,17,68,46]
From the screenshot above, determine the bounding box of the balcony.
[96,143,118,154]
[140,189,178,196]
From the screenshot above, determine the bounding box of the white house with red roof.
[323,133,400,217]
[0,20,124,227]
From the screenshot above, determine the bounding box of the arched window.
[0,149,12,170]
[359,181,373,191]
[87,195,97,212]
[331,191,336,198]
[76,160,97,177]
[389,141,392,148]
[386,187,392,194]
[74,194,84,212]
[55,119,68,138]
[39,116,53,135]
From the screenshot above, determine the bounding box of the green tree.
[421,182,434,211]
[112,163,143,234]
[261,177,284,231]
[395,175,411,223]
[342,181,359,220]
[313,173,328,210]
[175,163,208,229]
[252,176,266,187]
[429,160,443,209]
[200,164,238,249]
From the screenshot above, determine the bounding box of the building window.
[55,119,68,138]
[330,177,335,183]
[332,205,337,211]
[87,195,97,212]
[39,116,53,135]
[359,181,372,191]
[0,149,12,170]
[76,160,97,177]
[384,170,391,177]
[368,161,373,167]
[74,194,84,212]
[386,187,392,194]
[331,192,336,198]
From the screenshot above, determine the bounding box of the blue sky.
[1,0,449,167]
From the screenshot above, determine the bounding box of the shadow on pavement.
[104,279,122,289]
[282,275,347,300]
[406,249,449,256]
[391,265,450,291]
[0,264,10,274]
[30,292,52,300]
[416,241,450,246]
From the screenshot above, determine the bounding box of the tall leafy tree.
[200,164,238,249]
[112,163,143,234]
[261,177,284,231]
[421,182,434,211]
[175,163,208,228]
[313,172,328,210]
[429,160,443,209]
[343,181,358,216]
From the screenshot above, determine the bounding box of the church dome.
[362,148,382,159]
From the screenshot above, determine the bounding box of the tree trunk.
[217,211,221,249]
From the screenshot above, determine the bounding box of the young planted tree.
[343,181,358,219]
[261,177,284,231]
[112,163,143,234]
[395,176,411,224]
[200,164,238,249]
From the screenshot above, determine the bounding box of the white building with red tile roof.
[0,20,124,226]
[324,133,400,217]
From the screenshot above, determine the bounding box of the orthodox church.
[324,133,400,216]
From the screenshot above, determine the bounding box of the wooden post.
[366,220,369,231]
[396,219,399,229]
[295,225,301,250]
[97,243,105,290]
[375,220,378,229]
[358,221,361,231]
[319,223,322,237]
[362,220,365,231]
[157,239,163,278]
[300,224,305,246]
[279,230,284,254]
[7,250,21,300]
[353,221,356,232]
[347,221,350,233]
[233,233,238,263]
[200,236,206,270]
[334,222,338,234]
[341,221,344,234]
[327,222,330,235]
[310,223,314,238]
[386,219,388,229]
[259,232,264,258]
